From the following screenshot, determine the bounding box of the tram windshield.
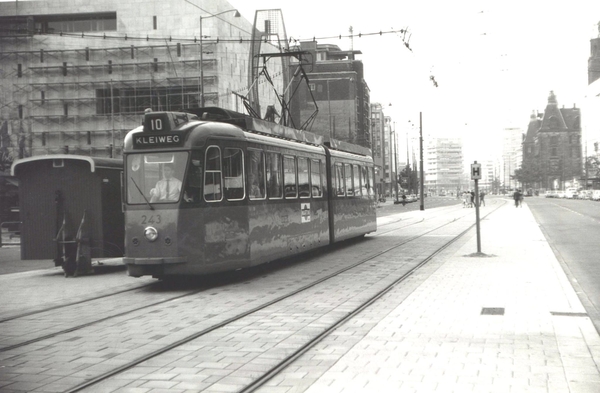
[126,152,188,204]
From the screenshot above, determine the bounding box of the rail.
[0,221,21,247]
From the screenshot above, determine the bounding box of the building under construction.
[0,0,289,162]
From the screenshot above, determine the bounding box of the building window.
[96,86,202,115]
[29,13,118,33]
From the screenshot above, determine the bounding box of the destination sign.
[132,131,186,149]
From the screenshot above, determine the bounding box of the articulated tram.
[123,107,377,278]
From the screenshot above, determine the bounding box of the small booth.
[11,155,124,276]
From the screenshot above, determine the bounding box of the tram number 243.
[140,215,161,225]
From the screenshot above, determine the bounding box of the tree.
[585,156,600,180]
[514,160,543,190]
[491,176,502,194]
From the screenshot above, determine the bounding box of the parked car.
[565,188,579,199]
[579,190,593,200]
[592,190,600,201]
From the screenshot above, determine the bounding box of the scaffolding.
[0,39,233,158]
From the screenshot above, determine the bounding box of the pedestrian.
[518,189,524,207]
[513,189,521,207]
[479,190,486,206]
[401,193,406,206]
[470,190,475,208]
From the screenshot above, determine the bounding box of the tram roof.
[186,107,372,157]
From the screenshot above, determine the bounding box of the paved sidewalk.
[269,201,600,393]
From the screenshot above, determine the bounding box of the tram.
[123,107,377,278]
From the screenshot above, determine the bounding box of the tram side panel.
[181,203,250,273]
[247,198,329,266]
[328,152,377,243]
[245,144,329,265]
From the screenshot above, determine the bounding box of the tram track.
[0,282,155,324]
[56,200,504,393]
[373,202,475,236]
[0,201,503,393]
[0,202,484,353]
[242,202,504,392]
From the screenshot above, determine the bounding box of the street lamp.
[393,123,400,204]
[185,1,240,107]
[419,111,424,210]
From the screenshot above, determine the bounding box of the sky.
[230,0,600,163]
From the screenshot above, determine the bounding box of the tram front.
[123,112,196,278]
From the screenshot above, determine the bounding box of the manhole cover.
[481,307,504,315]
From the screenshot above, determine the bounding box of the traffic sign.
[471,162,481,180]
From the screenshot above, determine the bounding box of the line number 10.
[150,119,163,130]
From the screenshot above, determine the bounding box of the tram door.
[178,144,250,267]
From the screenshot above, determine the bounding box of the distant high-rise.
[424,138,464,195]
[502,127,523,191]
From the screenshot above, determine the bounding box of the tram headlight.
[144,226,158,242]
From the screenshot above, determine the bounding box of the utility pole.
[471,161,482,253]
[393,123,400,204]
[419,112,424,210]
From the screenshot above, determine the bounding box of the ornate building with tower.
[522,91,582,190]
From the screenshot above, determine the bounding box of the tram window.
[345,163,354,196]
[311,159,322,197]
[298,157,310,198]
[334,163,345,197]
[144,153,175,164]
[248,149,266,200]
[283,155,297,198]
[183,154,203,203]
[266,152,282,199]
[361,166,370,198]
[368,167,375,198]
[126,152,187,204]
[204,146,222,201]
[353,164,361,196]
[223,148,244,201]
[321,161,327,195]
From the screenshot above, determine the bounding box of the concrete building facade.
[288,41,371,149]
[0,0,285,161]
[370,103,385,195]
